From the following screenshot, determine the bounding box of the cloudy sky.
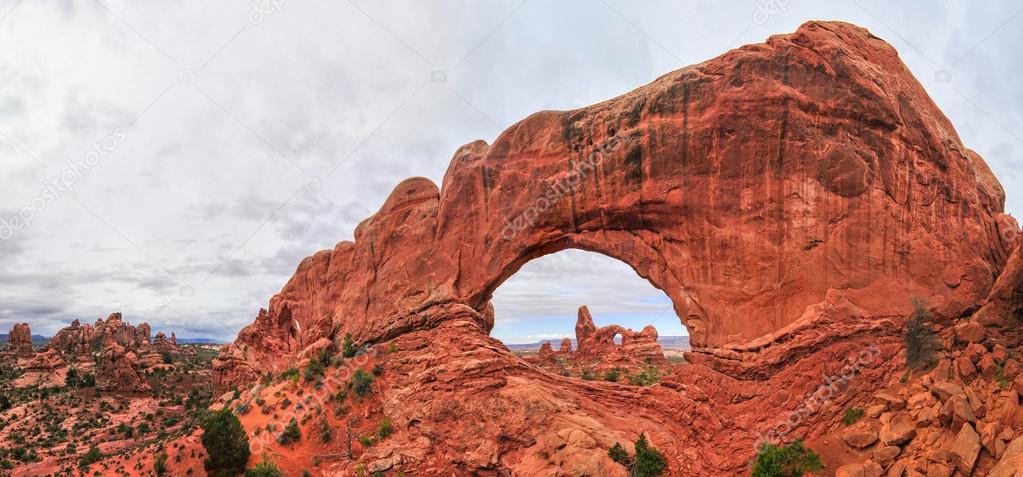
[0,1,1020,343]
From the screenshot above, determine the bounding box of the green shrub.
[318,419,333,444]
[628,367,660,386]
[342,333,358,358]
[750,439,824,477]
[245,455,283,477]
[608,442,629,465]
[607,434,666,476]
[581,369,596,381]
[372,363,384,376]
[378,418,393,439]
[634,433,667,477]
[79,444,101,468]
[842,407,864,426]
[604,369,621,383]
[904,300,939,370]
[278,418,301,444]
[279,368,299,382]
[351,368,375,397]
[154,453,168,476]
[201,408,251,477]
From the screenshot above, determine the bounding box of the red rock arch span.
[215,21,1018,389]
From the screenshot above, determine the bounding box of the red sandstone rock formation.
[537,306,667,367]
[152,331,176,353]
[211,21,1023,475]
[6,322,33,356]
[50,313,152,358]
[216,21,1016,390]
[574,306,666,365]
[95,340,150,392]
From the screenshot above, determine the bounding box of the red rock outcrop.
[49,313,152,358]
[213,21,1022,475]
[95,340,149,392]
[574,305,666,365]
[6,322,33,356]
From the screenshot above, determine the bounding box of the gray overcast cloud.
[1,1,1020,342]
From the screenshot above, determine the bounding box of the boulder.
[872,446,901,467]
[836,461,883,477]
[990,435,1023,476]
[949,423,980,474]
[880,412,917,446]
[953,321,986,343]
[843,422,879,449]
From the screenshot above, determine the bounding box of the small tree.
[278,418,301,444]
[342,333,358,358]
[751,440,824,477]
[154,452,168,476]
[351,368,375,397]
[378,418,393,439]
[245,455,283,477]
[633,433,667,477]
[904,300,939,370]
[79,444,101,468]
[201,408,250,477]
[318,419,333,444]
[608,434,667,476]
[608,442,630,465]
[842,407,864,426]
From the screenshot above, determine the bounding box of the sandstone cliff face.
[6,322,33,357]
[210,21,1023,475]
[216,21,1015,390]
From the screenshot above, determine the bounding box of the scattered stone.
[880,412,917,447]
[949,423,980,474]
[843,421,879,449]
[953,321,986,343]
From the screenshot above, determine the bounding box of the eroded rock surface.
[211,21,1022,475]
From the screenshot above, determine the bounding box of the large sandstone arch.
[216,21,1018,388]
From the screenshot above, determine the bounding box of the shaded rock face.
[6,323,33,356]
[215,21,1015,391]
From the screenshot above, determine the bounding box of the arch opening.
[487,249,689,374]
